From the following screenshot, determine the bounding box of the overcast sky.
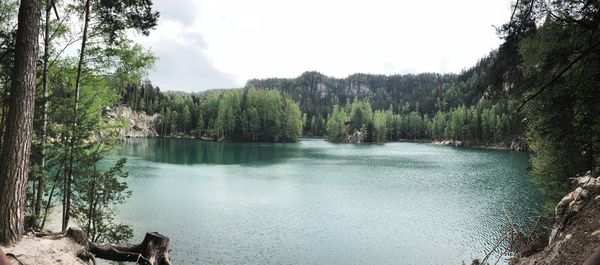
[133,0,513,92]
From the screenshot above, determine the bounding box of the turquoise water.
[114,138,545,265]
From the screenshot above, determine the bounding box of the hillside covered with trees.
[119,86,303,142]
[247,56,523,145]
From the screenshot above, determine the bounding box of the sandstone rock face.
[511,171,600,265]
[103,106,159,138]
[437,140,454,146]
[510,137,528,151]
[348,130,361,144]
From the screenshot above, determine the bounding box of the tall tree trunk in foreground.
[0,0,40,246]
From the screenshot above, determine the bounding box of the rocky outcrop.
[347,130,361,144]
[435,140,465,147]
[433,137,528,151]
[510,137,528,151]
[510,169,600,265]
[103,106,159,138]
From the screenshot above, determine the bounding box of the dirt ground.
[511,188,600,265]
[0,234,86,265]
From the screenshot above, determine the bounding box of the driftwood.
[66,228,171,265]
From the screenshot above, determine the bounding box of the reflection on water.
[113,138,546,265]
[120,138,304,165]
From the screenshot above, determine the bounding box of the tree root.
[66,228,171,265]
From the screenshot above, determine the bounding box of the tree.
[326,105,348,142]
[60,0,158,232]
[196,111,205,136]
[247,107,259,141]
[170,111,178,133]
[373,111,387,142]
[32,0,55,224]
[0,0,40,245]
[181,105,191,133]
[73,148,132,243]
[282,100,303,141]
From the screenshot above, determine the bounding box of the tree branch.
[514,39,600,113]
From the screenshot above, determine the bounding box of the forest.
[119,86,303,142]
[322,98,513,145]
[248,58,521,144]
[0,1,598,263]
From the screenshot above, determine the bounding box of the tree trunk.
[63,0,91,232]
[0,0,40,246]
[62,150,73,232]
[40,165,62,229]
[86,169,97,236]
[67,228,172,265]
[74,0,90,111]
[35,0,53,226]
[0,75,9,143]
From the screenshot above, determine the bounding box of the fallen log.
[33,230,65,239]
[66,228,171,265]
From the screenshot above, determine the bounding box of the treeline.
[247,53,510,125]
[120,86,303,142]
[325,99,515,144]
[247,57,516,138]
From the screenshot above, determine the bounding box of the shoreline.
[123,135,527,152]
[429,140,519,151]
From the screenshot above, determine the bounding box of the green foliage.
[322,98,515,144]
[125,88,303,142]
[247,59,508,120]
[93,0,159,44]
[503,0,600,201]
[10,0,161,237]
[42,57,134,241]
[182,105,191,132]
[73,155,132,243]
[326,105,348,142]
[283,99,303,141]
[372,110,387,143]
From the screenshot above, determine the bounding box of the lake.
[113,138,545,265]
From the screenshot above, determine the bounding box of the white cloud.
[138,0,513,91]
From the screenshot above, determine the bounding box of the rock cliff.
[103,106,159,138]
[510,169,600,265]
